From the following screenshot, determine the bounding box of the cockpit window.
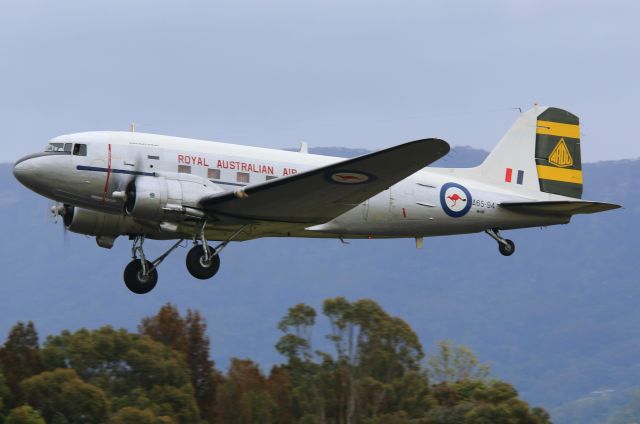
[73,144,87,156]
[45,143,66,152]
[44,142,87,155]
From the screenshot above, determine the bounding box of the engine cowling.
[123,175,222,221]
[63,206,141,236]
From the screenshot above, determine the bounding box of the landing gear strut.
[123,236,184,294]
[185,223,247,280]
[485,228,515,257]
[122,224,247,294]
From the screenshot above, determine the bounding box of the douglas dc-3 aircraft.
[13,106,620,294]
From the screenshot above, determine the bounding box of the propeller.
[48,201,71,243]
[49,200,65,224]
[112,152,147,214]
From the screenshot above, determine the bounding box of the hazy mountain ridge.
[287,145,490,168]
[1,148,638,424]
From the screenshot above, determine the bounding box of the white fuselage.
[15,131,569,241]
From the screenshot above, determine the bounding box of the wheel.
[186,244,220,279]
[498,239,515,256]
[123,259,158,294]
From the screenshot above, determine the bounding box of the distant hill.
[285,145,490,168]
[1,147,638,424]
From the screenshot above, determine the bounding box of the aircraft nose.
[13,156,35,188]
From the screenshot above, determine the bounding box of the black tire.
[498,239,515,256]
[186,245,220,280]
[123,259,158,294]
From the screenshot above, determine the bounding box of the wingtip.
[418,137,450,156]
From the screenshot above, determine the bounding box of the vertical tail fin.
[478,106,583,199]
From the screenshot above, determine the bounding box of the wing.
[200,138,449,223]
[500,200,621,216]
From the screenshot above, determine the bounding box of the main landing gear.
[123,223,247,294]
[124,236,183,294]
[485,228,515,257]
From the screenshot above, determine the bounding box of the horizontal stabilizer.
[500,200,621,216]
[200,138,450,223]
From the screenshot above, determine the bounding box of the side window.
[178,165,191,174]
[236,172,250,183]
[208,168,221,179]
[266,175,277,181]
[64,143,73,153]
[73,144,87,156]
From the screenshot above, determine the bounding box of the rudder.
[535,107,583,198]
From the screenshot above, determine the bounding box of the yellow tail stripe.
[536,120,580,139]
[537,165,583,184]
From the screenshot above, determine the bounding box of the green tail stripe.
[537,107,579,125]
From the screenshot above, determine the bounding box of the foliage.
[428,340,491,384]
[40,326,199,423]
[139,303,220,423]
[272,298,550,424]
[108,407,174,424]
[0,322,43,405]
[5,405,45,424]
[0,300,552,424]
[0,369,10,416]
[21,368,108,424]
[216,358,277,424]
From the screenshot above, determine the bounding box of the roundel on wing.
[327,170,374,185]
[440,182,472,218]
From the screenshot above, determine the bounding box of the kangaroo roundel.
[440,182,472,218]
[327,171,374,184]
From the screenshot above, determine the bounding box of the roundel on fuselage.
[440,182,472,218]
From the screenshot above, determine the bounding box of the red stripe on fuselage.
[102,144,112,202]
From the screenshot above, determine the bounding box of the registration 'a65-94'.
[472,199,496,209]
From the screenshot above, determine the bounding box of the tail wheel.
[124,259,158,294]
[499,239,515,256]
[186,245,220,279]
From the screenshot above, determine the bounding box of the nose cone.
[13,156,36,189]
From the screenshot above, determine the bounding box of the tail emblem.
[548,138,574,168]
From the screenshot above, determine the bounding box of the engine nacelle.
[123,174,222,221]
[63,206,142,237]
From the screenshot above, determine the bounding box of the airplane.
[12,106,620,294]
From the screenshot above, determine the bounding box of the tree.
[276,304,327,424]
[275,299,429,424]
[0,369,11,417]
[463,382,551,424]
[0,321,43,404]
[139,304,220,423]
[109,407,174,424]
[266,366,294,424]
[138,303,187,353]
[427,340,491,384]
[322,297,426,423]
[276,303,317,363]
[21,368,108,424]
[41,326,200,423]
[215,358,277,424]
[5,405,45,424]
[185,309,220,423]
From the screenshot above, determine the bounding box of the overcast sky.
[1,0,638,163]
